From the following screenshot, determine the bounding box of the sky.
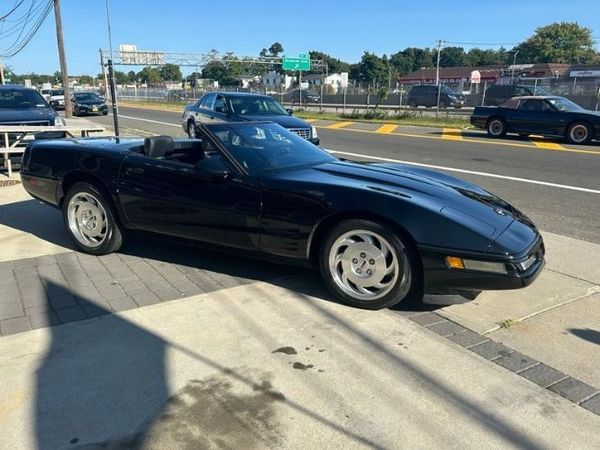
[2,0,600,77]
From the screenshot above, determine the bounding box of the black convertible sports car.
[21,122,545,309]
[471,96,600,144]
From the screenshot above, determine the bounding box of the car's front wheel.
[487,117,506,137]
[566,122,593,145]
[187,120,197,138]
[319,219,419,310]
[63,182,123,255]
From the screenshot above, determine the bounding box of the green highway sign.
[282,56,310,71]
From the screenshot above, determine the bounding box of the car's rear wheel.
[487,117,506,137]
[187,120,197,138]
[63,182,123,255]
[566,122,593,145]
[319,219,419,310]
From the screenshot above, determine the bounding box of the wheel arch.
[564,119,595,140]
[60,170,129,229]
[307,211,422,270]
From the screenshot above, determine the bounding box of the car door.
[211,94,230,123]
[515,99,561,135]
[194,93,216,124]
[118,135,261,250]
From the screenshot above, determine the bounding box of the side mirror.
[286,108,293,115]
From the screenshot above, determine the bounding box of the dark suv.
[182,92,319,145]
[407,85,465,108]
[484,84,550,106]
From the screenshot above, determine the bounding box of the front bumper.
[77,104,108,115]
[420,236,545,294]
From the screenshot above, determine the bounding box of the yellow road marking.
[531,139,566,150]
[304,118,317,123]
[376,124,397,134]
[442,128,464,141]
[325,121,354,129]
[316,125,600,156]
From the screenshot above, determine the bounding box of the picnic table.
[0,125,105,176]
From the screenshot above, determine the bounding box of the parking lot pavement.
[1,277,600,449]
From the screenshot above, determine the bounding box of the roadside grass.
[295,110,472,129]
[118,100,472,129]
[497,318,520,329]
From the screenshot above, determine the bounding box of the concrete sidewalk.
[1,277,599,449]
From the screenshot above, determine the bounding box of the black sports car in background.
[21,122,544,310]
[72,92,108,116]
[182,92,319,145]
[471,96,600,144]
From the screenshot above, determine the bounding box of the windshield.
[229,96,288,116]
[208,123,334,174]
[51,89,64,96]
[75,93,101,102]
[0,89,48,109]
[546,97,584,112]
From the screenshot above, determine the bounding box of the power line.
[0,0,53,59]
[445,41,518,47]
[0,0,26,21]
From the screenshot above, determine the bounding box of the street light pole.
[435,39,444,85]
[511,50,519,84]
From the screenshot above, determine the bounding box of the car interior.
[140,135,221,166]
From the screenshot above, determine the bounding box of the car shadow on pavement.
[569,328,600,345]
[0,199,75,250]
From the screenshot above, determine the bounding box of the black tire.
[566,122,593,145]
[187,120,198,138]
[319,219,421,310]
[102,110,108,116]
[486,117,507,138]
[62,182,123,255]
[408,99,418,108]
[439,99,448,108]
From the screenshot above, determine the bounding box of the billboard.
[119,44,165,65]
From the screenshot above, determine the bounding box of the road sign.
[282,56,310,71]
[470,70,481,84]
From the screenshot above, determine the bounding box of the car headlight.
[54,116,66,126]
[311,125,318,138]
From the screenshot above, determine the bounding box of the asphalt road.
[86,106,600,244]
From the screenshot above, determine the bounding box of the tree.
[269,42,284,56]
[137,66,161,84]
[390,47,434,75]
[439,46,466,67]
[308,51,350,74]
[353,52,390,85]
[113,70,130,85]
[465,47,509,66]
[159,63,182,81]
[127,71,137,83]
[512,22,598,64]
[77,75,94,85]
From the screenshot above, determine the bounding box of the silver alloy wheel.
[569,124,588,143]
[328,229,408,301]
[67,192,108,248]
[188,121,196,138]
[488,119,504,136]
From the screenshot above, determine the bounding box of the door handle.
[126,167,144,174]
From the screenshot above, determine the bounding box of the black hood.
[0,107,57,124]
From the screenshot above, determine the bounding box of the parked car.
[0,85,63,126]
[71,92,108,116]
[49,89,65,110]
[470,95,600,144]
[0,85,65,169]
[21,122,544,310]
[291,89,321,104]
[483,84,550,106]
[407,85,465,108]
[182,92,319,145]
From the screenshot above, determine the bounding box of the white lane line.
[110,113,600,195]
[117,114,181,128]
[327,149,600,195]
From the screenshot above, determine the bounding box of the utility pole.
[53,0,72,117]
[0,61,4,85]
[435,39,444,86]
